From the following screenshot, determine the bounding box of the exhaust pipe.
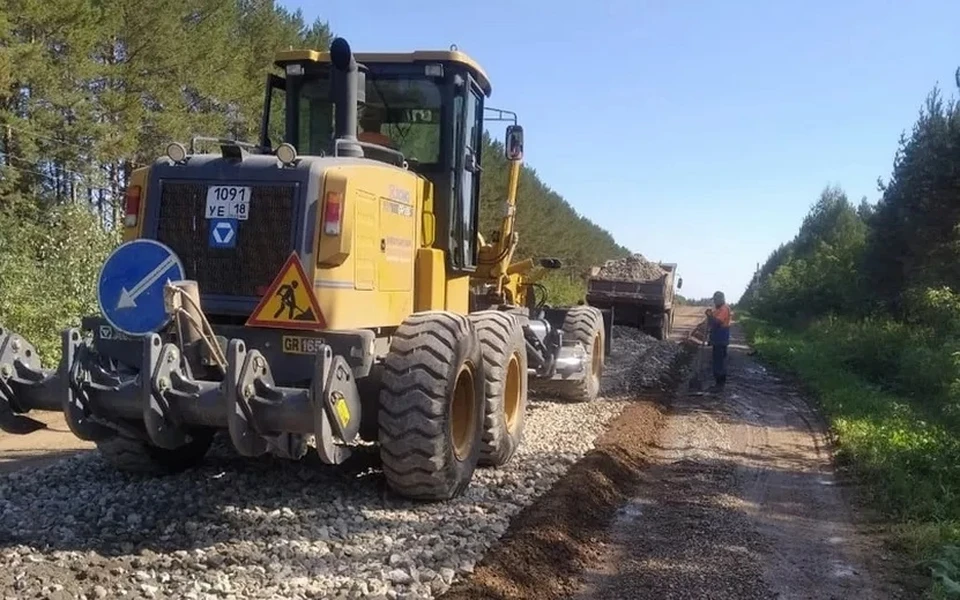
[330,37,363,158]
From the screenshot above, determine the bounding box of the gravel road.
[0,326,682,600]
[569,323,906,600]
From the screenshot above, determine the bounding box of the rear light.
[323,191,343,236]
[124,185,142,227]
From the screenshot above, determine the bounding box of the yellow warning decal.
[246,252,326,330]
[333,393,351,428]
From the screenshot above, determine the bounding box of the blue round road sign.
[97,239,186,336]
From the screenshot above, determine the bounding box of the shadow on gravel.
[0,436,577,558]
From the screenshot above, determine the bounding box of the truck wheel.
[95,428,215,475]
[659,313,670,340]
[379,311,485,500]
[468,311,528,468]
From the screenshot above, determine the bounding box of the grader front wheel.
[379,311,486,501]
[468,311,528,468]
[545,306,606,402]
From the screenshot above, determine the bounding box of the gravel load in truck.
[593,254,667,281]
[586,255,681,341]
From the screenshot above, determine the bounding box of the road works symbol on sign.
[97,239,186,336]
[246,252,326,330]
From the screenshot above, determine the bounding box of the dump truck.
[0,37,611,501]
[585,256,682,340]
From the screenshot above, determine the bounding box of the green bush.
[0,204,120,366]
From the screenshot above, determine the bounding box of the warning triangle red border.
[245,251,327,330]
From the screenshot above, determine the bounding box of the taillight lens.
[124,185,142,227]
[323,191,343,236]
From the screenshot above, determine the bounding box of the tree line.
[741,82,960,331]
[0,0,628,359]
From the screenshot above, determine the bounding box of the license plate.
[205,186,251,220]
[282,336,327,355]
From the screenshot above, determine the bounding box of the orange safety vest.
[713,304,732,328]
[358,131,394,148]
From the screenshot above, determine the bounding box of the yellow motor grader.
[0,37,611,500]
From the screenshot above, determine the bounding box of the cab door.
[451,76,484,272]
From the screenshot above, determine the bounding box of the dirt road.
[568,319,905,599]
[0,412,93,474]
[445,307,907,600]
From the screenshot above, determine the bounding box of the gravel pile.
[594,254,666,281]
[0,333,683,600]
[600,326,684,396]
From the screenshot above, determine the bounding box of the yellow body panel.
[415,248,446,311]
[313,163,459,329]
[445,275,470,314]
[274,49,492,97]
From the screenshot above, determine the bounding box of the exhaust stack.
[329,37,363,158]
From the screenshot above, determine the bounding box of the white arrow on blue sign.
[97,239,186,336]
[209,219,238,249]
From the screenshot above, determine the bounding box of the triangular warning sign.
[246,252,326,330]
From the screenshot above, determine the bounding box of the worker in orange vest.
[705,291,732,392]
[358,107,395,148]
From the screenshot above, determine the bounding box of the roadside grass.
[538,271,587,306]
[739,313,960,598]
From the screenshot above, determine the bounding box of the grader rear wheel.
[468,311,528,468]
[379,311,485,500]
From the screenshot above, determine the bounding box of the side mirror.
[505,125,524,161]
[677,277,683,290]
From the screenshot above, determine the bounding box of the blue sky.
[283,0,960,302]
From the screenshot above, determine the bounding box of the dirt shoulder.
[443,312,910,600]
[0,412,93,474]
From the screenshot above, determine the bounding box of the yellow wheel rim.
[504,353,522,432]
[450,365,476,461]
[592,333,603,381]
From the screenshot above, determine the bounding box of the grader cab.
[0,37,610,501]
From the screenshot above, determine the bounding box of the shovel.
[687,314,710,395]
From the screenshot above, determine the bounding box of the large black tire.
[534,306,606,402]
[468,311,528,468]
[379,311,485,500]
[558,305,605,401]
[95,428,215,475]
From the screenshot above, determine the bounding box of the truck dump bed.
[585,256,678,339]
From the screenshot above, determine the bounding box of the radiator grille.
[155,182,297,297]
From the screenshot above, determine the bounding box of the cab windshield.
[293,73,443,165]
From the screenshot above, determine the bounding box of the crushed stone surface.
[0,328,683,600]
